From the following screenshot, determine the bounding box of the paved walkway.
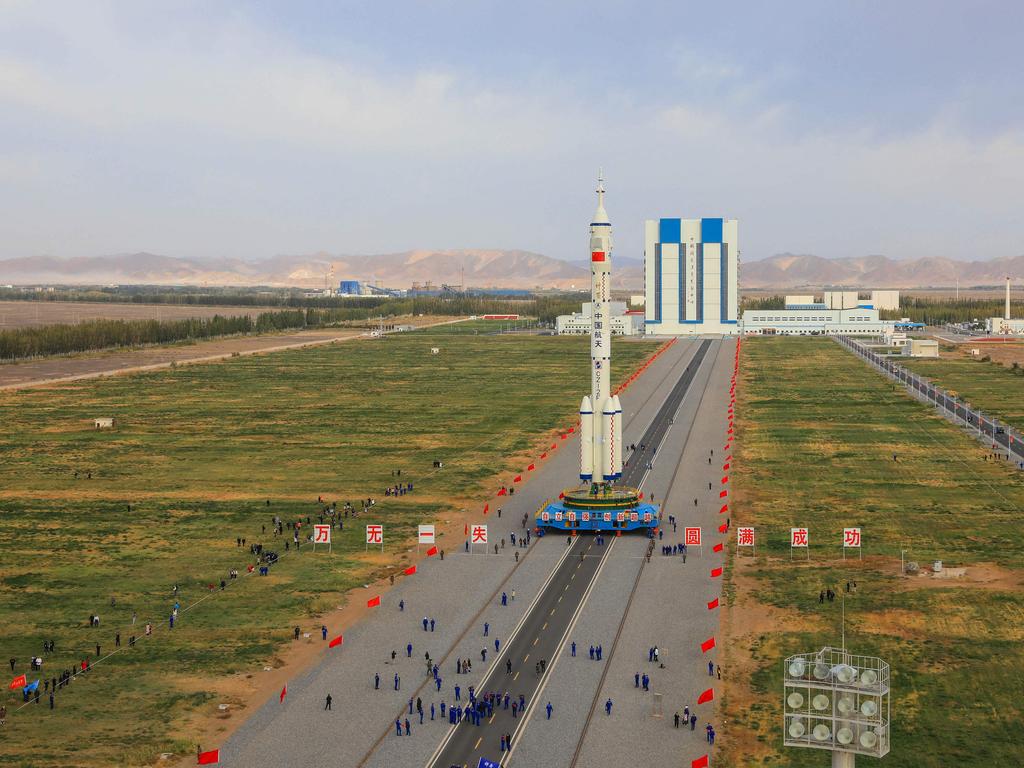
[220,338,703,767]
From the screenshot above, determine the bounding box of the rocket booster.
[580,172,622,482]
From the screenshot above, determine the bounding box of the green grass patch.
[902,355,1024,427]
[0,331,657,766]
[725,337,1024,767]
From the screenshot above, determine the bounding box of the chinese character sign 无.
[366,525,383,545]
[843,528,861,548]
[313,524,331,544]
[472,525,488,544]
[737,527,755,547]
[684,527,702,546]
[790,528,808,547]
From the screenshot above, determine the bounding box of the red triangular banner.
[426,546,438,556]
[198,749,220,765]
[707,598,719,610]
[692,755,709,768]
[700,637,716,653]
[712,542,723,553]
[404,565,417,575]
[711,567,723,578]
[328,635,343,648]
[367,596,381,608]
[697,688,714,704]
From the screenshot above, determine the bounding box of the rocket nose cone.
[580,395,593,413]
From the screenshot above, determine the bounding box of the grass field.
[721,336,1024,768]
[901,353,1024,427]
[0,327,657,767]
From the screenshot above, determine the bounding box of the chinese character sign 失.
[472,525,488,544]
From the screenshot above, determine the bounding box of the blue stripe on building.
[701,217,723,243]
[659,218,681,244]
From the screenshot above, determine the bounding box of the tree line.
[879,297,1022,324]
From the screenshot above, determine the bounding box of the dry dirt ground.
[0,316,462,389]
[0,300,279,328]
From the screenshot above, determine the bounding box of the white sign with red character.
[790,528,808,547]
[685,527,702,546]
[365,524,383,552]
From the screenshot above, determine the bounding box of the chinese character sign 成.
[790,528,808,548]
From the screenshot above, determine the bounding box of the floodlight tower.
[783,647,891,767]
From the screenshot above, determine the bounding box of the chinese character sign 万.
[684,527,702,546]
[366,525,383,545]
[790,528,808,548]
[313,524,331,544]
[737,527,755,547]
[843,528,862,548]
[472,525,488,544]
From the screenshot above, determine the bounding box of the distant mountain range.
[1,250,1020,291]
[0,250,643,291]
[742,253,1024,289]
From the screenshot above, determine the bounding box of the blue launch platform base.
[535,485,659,533]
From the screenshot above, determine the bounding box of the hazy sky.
[2,1,1023,263]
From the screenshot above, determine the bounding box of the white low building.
[741,307,894,335]
[556,302,643,336]
[902,339,939,357]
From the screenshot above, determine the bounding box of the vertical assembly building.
[643,217,739,335]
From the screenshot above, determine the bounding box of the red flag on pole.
[483,504,489,515]
[328,635,343,648]
[558,492,565,499]
[568,426,575,434]
[540,453,547,459]
[712,542,723,553]
[692,755,709,768]
[721,476,729,484]
[197,749,220,765]
[367,596,381,608]
[279,685,287,703]
[720,504,728,514]
[718,523,728,533]
[697,688,714,704]
[550,443,556,450]
[9,674,26,690]
[514,475,522,483]
[426,546,438,556]
[497,487,507,496]
[719,490,728,498]
[711,567,723,578]
[722,462,730,470]
[701,637,716,653]
[404,565,417,575]
[527,463,535,471]
[707,598,719,610]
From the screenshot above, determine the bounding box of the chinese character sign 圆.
[684,527,702,546]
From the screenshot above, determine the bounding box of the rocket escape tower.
[536,174,659,533]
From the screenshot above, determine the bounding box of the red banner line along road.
[426,546,438,556]
[197,749,220,765]
[697,688,714,704]
[712,542,723,553]
[328,635,343,648]
[707,598,719,610]
[366,596,381,608]
[710,567,723,578]
[279,685,287,703]
[692,755,709,768]
[718,523,728,533]
[701,637,716,653]
[404,565,417,575]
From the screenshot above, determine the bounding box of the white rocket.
[580,172,623,483]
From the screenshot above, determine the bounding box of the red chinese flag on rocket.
[711,567,723,578]
[9,674,26,690]
[279,685,287,703]
[707,598,719,610]
[697,688,714,704]
[404,565,417,576]
[328,635,343,648]
[701,637,716,653]
[692,755,709,768]
[197,749,220,765]
[366,596,381,608]
[426,545,438,556]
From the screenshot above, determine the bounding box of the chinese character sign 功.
[843,528,862,548]
[366,525,383,545]
[684,527,702,546]
[737,527,755,547]
[313,524,331,544]
[472,525,488,544]
[790,528,808,548]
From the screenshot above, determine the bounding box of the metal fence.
[834,335,1024,467]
